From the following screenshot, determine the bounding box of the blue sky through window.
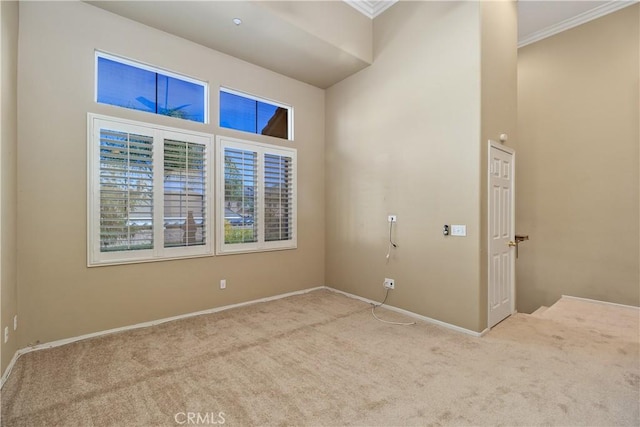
[220,90,286,138]
[97,56,205,123]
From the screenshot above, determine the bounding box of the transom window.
[219,88,293,140]
[96,52,208,123]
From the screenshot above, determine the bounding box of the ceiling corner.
[343,0,398,19]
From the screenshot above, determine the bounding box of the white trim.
[487,140,516,329]
[518,1,638,48]
[0,350,20,389]
[560,295,640,310]
[87,113,214,266]
[1,285,494,388]
[0,286,325,389]
[343,0,397,19]
[326,287,489,337]
[216,135,297,255]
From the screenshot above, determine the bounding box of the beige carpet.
[1,289,638,426]
[531,296,640,342]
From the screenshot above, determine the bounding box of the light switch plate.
[451,225,467,236]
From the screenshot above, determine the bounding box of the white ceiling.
[86,0,637,88]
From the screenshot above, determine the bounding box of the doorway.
[488,141,516,328]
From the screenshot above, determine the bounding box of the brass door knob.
[507,241,517,247]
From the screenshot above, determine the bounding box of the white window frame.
[87,113,214,266]
[95,51,210,124]
[219,87,294,141]
[216,136,297,255]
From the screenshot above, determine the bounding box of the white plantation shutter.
[217,136,296,254]
[99,129,154,252]
[88,114,213,266]
[264,154,293,242]
[164,140,207,248]
[223,147,258,244]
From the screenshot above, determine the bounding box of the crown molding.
[518,0,638,48]
[344,0,398,19]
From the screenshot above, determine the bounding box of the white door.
[488,142,515,328]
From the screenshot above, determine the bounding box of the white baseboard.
[0,350,21,389]
[1,284,489,388]
[325,287,489,337]
[561,295,640,310]
[0,286,325,388]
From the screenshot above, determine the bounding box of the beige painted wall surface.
[326,1,484,331]
[1,0,19,376]
[516,5,640,313]
[479,0,518,328]
[17,1,325,347]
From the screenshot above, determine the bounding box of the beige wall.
[515,5,640,313]
[479,0,518,326]
[326,1,485,332]
[1,0,19,376]
[257,1,372,64]
[17,1,325,347]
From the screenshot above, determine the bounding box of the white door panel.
[489,142,515,328]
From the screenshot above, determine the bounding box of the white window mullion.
[153,129,165,258]
[89,122,102,263]
[256,151,265,248]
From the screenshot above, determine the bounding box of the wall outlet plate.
[220,279,226,289]
[451,225,467,236]
[4,327,8,343]
[388,215,397,223]
[13,315,17,331]
[383,278,395,289]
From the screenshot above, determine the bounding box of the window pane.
[258,103,288,139]
[220,91,257,134]
[99,129,154,252]
[164,140,207,248]
[224,148,257,244]
[264,154,293,242]
[157,75,205,123]
[220,89,290,140]
[97,57,157,114]
[97,55,206,123]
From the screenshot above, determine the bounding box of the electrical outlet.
[388,215,397,223]
[220,279,226,290]
[4,327,8,343]
[13,315,17,331]
[383,278,395,290]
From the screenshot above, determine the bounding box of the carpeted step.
[534,296,639,342]
[531,306,548,317]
